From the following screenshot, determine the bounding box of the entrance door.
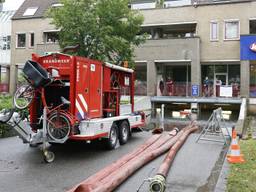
[215,73,227,86]
[214,73,228,96]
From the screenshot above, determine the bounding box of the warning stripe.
[78,94,88,111]
[76,99,84,119]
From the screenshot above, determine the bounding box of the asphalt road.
[0,132,151,192]
[0,131,224,192]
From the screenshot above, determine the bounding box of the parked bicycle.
[0,108,14,124]
[13,60,77,143]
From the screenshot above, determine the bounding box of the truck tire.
[105,123,118,150]
[119,121,130,145]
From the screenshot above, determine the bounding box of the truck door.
[75,60,90,120]
[75,59,102,120]
[88,62,102,118]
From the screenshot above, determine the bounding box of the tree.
[156,0,165,8]
[48,0,146,66]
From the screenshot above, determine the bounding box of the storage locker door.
[75,61,90,120]
[89,63,102,118]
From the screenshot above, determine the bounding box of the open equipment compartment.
[29,53,74,131]
[23,60,51,88]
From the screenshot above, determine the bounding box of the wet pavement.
[0,131,225,192]
[0,95,228,192]
[0,132,150,192]
[117,133,224,192]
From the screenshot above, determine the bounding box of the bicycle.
[0,108,15,124]
[13,60,77,143]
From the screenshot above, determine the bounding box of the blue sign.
[240,35,256,60]
[191,85,199,97]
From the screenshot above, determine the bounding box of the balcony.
[134,37,200,61]
[36,43,60,55]
[130,0,192,10]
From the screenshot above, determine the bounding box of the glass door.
[214,73,228,96]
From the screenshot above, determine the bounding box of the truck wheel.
[105,123,118,150]
[119,121,130,145]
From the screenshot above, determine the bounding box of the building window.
[43,32,59,43]
[250,63,256,97]
[250,20,256,34]
[210,21,218,41]
[224,20,240,40]
[202,64,240,97]
[135,64,147,95]
[16,33,26,48]
[23,7,38,16]
[0,35,11,50]
[29,33,34,47]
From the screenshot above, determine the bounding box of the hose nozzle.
[149,174,166,192]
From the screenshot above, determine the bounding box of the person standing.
[159,79,164,96]
[203,76,209,97]
[166,77,174,96]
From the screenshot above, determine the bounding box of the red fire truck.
[2,50,146,162]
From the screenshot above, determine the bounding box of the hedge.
[0,94,14,138]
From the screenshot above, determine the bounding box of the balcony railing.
[161,82,191,97]
[36,43,60,55]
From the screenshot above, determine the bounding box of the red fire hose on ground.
[68,122,198,192]
[149,126,199,192]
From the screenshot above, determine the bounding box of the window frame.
[43,30,59,44]
[210,21,219,41]
[29,32,35,48]
[224,19,240,41]
[16,33,26,48]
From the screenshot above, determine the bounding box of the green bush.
[0,94,13,110]
[0,94,14,138]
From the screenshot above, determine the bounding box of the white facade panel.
[0,11,14,65]
[0,0,24,66]
[131,2,156,10]
[164,0,191,7]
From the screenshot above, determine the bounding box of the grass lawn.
[227,139,256,192]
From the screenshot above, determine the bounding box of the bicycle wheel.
[13,84,35,110]
[46,112,71,143]
[0,108,15,123]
